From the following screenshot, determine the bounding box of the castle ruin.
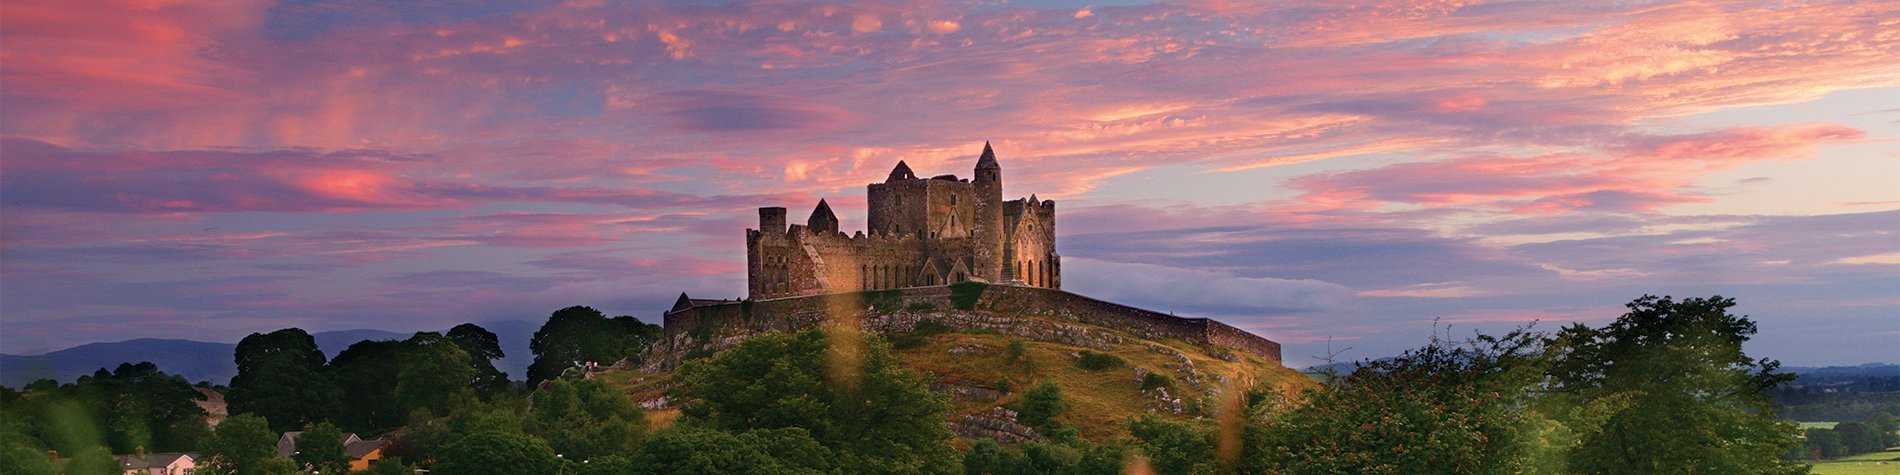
[654,142,1282,369]
[748,143,1059,299]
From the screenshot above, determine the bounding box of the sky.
[1,0,1896,368]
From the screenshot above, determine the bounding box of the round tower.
[972,142,1005,282]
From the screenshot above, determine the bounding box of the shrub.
[1141,372,1174,391]
[948,281,988,310]
[1017,380,1066,428]
[1004,338,1032,370]
[1005,338,1026,360]
[1075,350,1124,371]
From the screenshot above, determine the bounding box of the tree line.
[1798,413,1898,460]
[1,305,660,474]
[0,295,1850,474]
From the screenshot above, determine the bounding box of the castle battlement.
[747,143,1060,299]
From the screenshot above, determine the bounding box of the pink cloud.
[3,0,1897,365]
[1284,123,1865,214]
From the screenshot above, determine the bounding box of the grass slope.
[1810,448,1900,475]
[600,312,1312,444]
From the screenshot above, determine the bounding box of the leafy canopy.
[228,329,340,433]
[528,306,662,385]
[1546,295,1804,475]
[678,328,958,474]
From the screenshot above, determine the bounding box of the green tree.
[198,414,298,475]
[432,430,561,475]
[448,323,512,395]
[62,446,118,475]
[1805,428,1844,459]
[395,332,477,418]
[1871,412,1900,448]
[327,339,408,434]
[1547,295,1804,475]
[1016,381,1067,429]
[678,329,958,473]
[629,425,833,474]
[528,306,662,385]
[963,439,1027,475]
[228,329,341,432]
[1128,415,1213,475]
[1248,329,1550,475]
[293,422,350,474]
[524,378,647,462]
[383,393,528,469]
[63,362,210,454]
[0,414,56,475]
[1833,421,1884,454]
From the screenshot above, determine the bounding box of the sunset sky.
[2,0,1895,367]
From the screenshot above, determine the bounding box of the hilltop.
[598,282,1312,442]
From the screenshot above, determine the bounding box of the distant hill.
[1775,363,1900,422]
[1,339,237,388]
[1,321,537,388]
[1785,363,1900,383]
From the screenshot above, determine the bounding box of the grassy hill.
[600,309,1312,443]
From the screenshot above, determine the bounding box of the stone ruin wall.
[649,285,1281,371]
[1002,200,1058,287]
[750,223,948,298]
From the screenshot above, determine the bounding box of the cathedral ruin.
[652,142,1282,369]
[748,143,1059,299]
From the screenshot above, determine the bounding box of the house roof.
[345,438,389,459]
[117,453,193,469]
[277,431,365,459]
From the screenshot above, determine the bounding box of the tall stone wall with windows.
[746,143,1059,299]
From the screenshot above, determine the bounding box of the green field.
[1802,421,1841,430]
[1809,448,1900,475]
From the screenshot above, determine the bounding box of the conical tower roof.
[975,141,999,170]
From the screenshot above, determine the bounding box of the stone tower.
[971,142,1005,282]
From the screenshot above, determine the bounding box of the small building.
[344,437,388,471]
[278,430,389,471]
[115,449,195,475]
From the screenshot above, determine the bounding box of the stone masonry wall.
[650,284,1281,371]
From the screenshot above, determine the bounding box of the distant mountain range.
[0,321,537,388]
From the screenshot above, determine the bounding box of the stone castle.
[748,142,1059,299]
[652,142,1281,370]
